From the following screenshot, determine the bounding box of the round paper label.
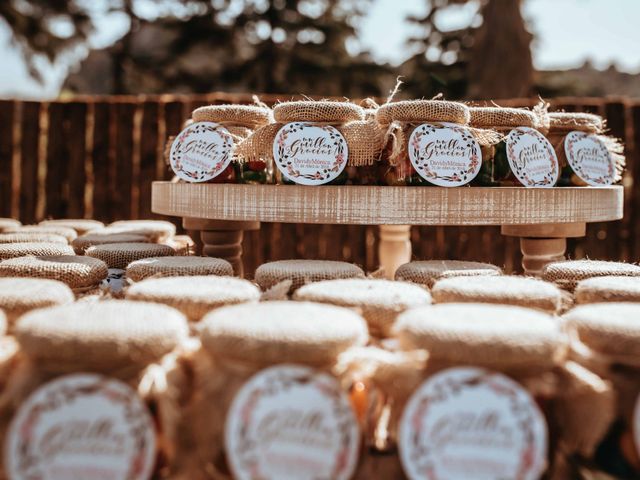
[225,365,360,480]
[100,268,126,295]
[273,122,348,185]
[505,127,559,187]
[170,121,234,182]
[564,131,615,185]
[5,373,156,480]
[399,367,548,480]
[408,122,482,187]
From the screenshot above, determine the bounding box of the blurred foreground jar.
[469,106,559,187]
[377,303,615,480]
[547,112,624,186]
[169,104,273,184]
[38,218,105,235]
[178,301,369,479]
[0,301,190,479]
[236,101,384,185]
[0,219,20,233]
[564,303,640,478]
[376,100,497,187]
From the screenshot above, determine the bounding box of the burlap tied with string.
[0,232,68,245]
[575,275,640,304]
[0,278,74,328]
[382,303,614,479]
[126,256,234,282]
[543,259,640,292]
[192,104,272,144]
[547,112,625,182]
[235,100,384,167]
[86,242,176,270]
[0,301,192,478]
[469,105,549,132]
[5,225,77,243]
[39,218,105,235]
[0,242,74,260]
[172,301,368,479]
[395,259,502,288]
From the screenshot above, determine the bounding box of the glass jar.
[469,107,560,187]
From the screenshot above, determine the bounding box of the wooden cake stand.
[152,183,623,278]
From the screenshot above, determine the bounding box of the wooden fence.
[0,93,638,275]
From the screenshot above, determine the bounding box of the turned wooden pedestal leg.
[501,223,586,276]
[378,225,412,279]
[182,218,260,278]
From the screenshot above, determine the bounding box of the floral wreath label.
[5,373,156,480]
[225,364,360,480]
[505,126,559,187]
[273,122,348,185]
[399,367,548,480]
[564,131,615,186]
[408,122,482,187]
[170,121,234,183]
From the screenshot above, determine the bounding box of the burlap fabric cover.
[0,278,74,326]
[39,218,105,235]
[86,242,175,269]
[575,275,640,304]
[72,232,150,254]
[0,242,74,260]
[236,100,384,167]
[126,256,234,282]
[192,104,272,145]
[254,259,365,293]
[126,275,260,321]
[0,255,108,292]
[175,301,367,477]
[106,220,176,243]
[395,259,502,288]
[0,232,68,245]
[543,259,640,291]
[1,300,191,477]
[393,303,614,475]
[293,278,432,337]
[5,225,77,243]
[469,106,544,130]
[0,218,20,233]
[0,310,5,336]
[432,275,564,313]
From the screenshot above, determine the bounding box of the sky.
[1,0,639,98]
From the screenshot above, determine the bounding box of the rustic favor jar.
[293,279,432,338]
[0,255,109,297]
[0,301,190,479]
[5,225,77,243]
[39,218,105,235]
[543,259,640,292]
[126,256,234,282]
[395,260,502,288]
[181,301,368,479]
[0,242,74,260]
[237,101,384,185]
[469,106,559,187]
[0,218,20,233]
[431,275,565,313]
[0,278,74,329]
[547,112,623,186]
[125,275,260,321]
[0,232,68,244]
[575,276,640,304]
[564,303,640,478]
[254,259,365,294]
[389,303,614,479]
[376,100,496,187]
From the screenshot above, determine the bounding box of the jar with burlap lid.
[293,279,432,338]
[177,301,368,478]
[0,232,68,245]
[174,104,275,184]
[395,259,502,288]
[469,106,560,187]
[575,276,640,304]
[126,256,233,282]
[431,275,565,313]
[547,112,624,186]
[0,301,191,478]
[0,255,108,297]
[0,242,74,260]
[0,278,74,328]
[0,218,20,233]
[106,220,176,243]
[383,303,614,479]
[5,224,77,242]
[376,100,497,187]
[564,303,640,477]
[237,100,384,185]
[72,231,150,254]
[39,218,105,235]
[542,259,640,292]
[254,259,365,295]
[126,275,260,321]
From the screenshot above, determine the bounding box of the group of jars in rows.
[168,98,623,188]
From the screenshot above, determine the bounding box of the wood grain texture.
[151,183,623,226]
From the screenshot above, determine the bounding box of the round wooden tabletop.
[151,182,624,226]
